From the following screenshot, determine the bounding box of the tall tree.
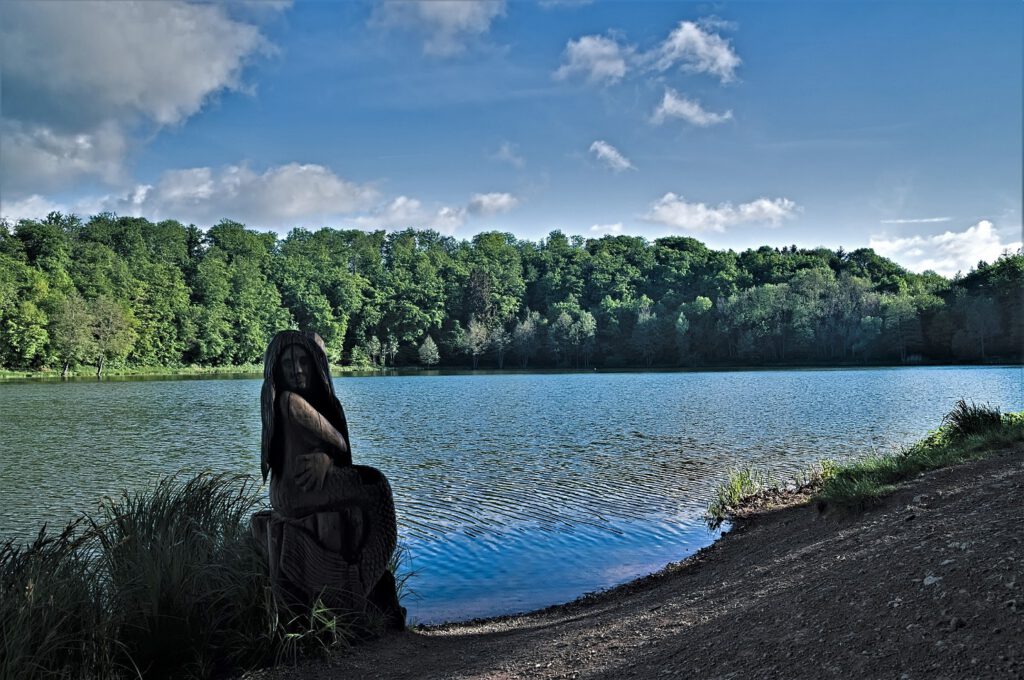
[50,291,95,377]
[418,335,440,367]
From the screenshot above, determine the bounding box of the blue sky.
[1,0,1020,276]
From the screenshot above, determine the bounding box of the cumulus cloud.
[649,20,740,83]
[554,34,632,85]
[93,163,379,229]
[869,220,1022,277]
[371,0,506,57]
[589,140,636,172]
[590,223,624,234]
[468,192,519,215]
[354,195,469,233]
[644,194,798,232]
[492,141,525,168]
[1,121,128,194]
[354,195,425,225]
[0,194,68,223]
[352,191,519,233]
[651,89,733,126]
[0,0,274,197]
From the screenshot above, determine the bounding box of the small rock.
[924,575,943,586]
[949,617,966,631]
[904,513,917,521]
[940,559,955,566]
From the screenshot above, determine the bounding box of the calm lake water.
[1,366,1021,622]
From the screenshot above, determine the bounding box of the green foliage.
[1,212,1020,373]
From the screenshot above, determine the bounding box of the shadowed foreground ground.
[249,447,1024,679]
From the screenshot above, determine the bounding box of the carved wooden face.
[277,344,313,393]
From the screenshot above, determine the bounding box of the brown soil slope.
[253,448,1024,680]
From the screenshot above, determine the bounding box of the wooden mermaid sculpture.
[251,330,403,628]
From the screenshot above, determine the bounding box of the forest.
[0,212,1020,375]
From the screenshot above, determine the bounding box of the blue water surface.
[1,366,1020,622]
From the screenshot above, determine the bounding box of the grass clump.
[706,468,771,527]
[0,473,387,680]
[942,398,1003,439]
[817,404,1024,511]
[706,462,836,528]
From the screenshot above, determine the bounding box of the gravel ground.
[247,446,1024,680]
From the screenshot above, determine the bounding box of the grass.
[0,473,398,680]
[818,402,1022,510]
[707,401,1024,524]
[706,468,772,527]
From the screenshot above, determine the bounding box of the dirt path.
[251,448,1024,679]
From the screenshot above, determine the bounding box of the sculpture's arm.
[278,390,349,455]
[278,390,350,491]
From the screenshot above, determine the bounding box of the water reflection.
[0,366,1020,622]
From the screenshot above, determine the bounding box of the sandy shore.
[248,446,1023,679]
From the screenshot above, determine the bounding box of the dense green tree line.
[0,212,1020,374]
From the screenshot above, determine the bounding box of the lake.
[1,366,1020,623]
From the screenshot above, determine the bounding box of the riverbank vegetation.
[0,474,380,680]
[1,213,1020,376]
[707,401,1024,524]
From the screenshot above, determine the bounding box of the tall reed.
[0,472,385,679]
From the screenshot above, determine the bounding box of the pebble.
[923,575,943,586]
[949,617,966,631]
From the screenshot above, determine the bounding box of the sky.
[0,0,1021,277]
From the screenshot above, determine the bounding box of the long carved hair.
[260,330,351,481]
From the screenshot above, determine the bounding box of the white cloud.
[644,194,798,232]
[590,223,624,234]
[355,195,425,225]
[0,1,273,197]
[492,141,525,168]
[434,206,469,233]
[539,0,593,7]
[589,140,636,172]
[0,121,128,194]
[869,220,1022,277]
[97,163,379,229]
[879,217,952,224]
[468,192,518,215]
[370,0,505,57]
[554,34,632,85]
[353,195,468,233]
[0,194,67,222]
[351,191,519,233]
[649,20,740,83]
[651,89,733,126]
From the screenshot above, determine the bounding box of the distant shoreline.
[2,359,1020,382]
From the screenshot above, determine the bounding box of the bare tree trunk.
[95,356,104,379]
[62,361,70,379]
